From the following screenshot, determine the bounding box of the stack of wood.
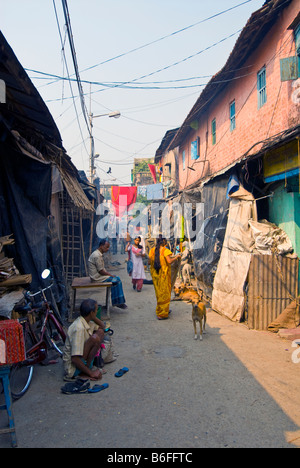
[0,235,32,297]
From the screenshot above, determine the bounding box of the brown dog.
[192,298,207,341]
[173,284,199,303]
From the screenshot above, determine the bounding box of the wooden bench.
[69,277,113,322]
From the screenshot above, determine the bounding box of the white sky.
[2,0,265,185]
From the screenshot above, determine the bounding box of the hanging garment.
[111,186,137,217]
[146,183,163,200]
[148,164,157,183]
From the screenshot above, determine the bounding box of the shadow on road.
[1,254,299,448]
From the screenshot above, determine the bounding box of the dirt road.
[1,253,299,449]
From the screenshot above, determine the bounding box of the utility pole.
[89,112,95,183]
[89,85,95,183]
[88,86,120,183]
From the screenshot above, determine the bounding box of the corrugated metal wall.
[247,255,299,330]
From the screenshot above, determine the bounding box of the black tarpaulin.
[181,176,230,298]
[0,140,52,290]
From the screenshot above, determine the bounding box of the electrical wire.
[61,0,91,137]
[31,0,258,94]
[27,52,251,91]
[33,0,286,174]
[27,0,264,96]
[52,0,88,164]
[79,0,257,74]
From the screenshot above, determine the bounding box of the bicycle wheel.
[9,317,36,400]
[9,363,34,400]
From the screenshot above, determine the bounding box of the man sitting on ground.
[63,299,105,381]
[88,239,127,309]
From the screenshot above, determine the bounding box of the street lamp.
[94,111,121,119]
[89,111,121,183]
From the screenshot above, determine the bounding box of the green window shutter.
[257,66,267,109]
[280,56,298,81]
[296,24,300,77]
[212,118,216,145]
[280,24,300,81]
[230,100,236,131]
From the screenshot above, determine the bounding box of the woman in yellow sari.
[149,238,181,320]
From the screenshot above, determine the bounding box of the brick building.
[156,0,300,328]
[170,0,299,192]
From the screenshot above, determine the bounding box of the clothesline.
[111,184,164,217]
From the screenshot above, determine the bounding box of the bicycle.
[7,281,67,400]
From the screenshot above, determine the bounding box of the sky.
[2,0,265,186]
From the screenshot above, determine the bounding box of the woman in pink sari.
[126,236,146,292]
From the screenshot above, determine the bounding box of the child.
[126,236,146,292]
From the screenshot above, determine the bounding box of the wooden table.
[69,277,113,321]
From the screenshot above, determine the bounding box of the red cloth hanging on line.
[111,186,137,217]
[148,164,157,183]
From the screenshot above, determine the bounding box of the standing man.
[88,239,127,309]
[120,229,127,254]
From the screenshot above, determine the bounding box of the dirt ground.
[1,252,300,449]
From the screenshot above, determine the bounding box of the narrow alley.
[1,0,300,454]
[1,253,299,449]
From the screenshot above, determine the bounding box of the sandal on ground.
[88,383,109,393]
[61,378,90,394]
[114,367,129,377]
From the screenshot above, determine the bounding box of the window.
[212,118,216,145]
[295,24,300,55]
[182,150,186,170]
[257,66,267,109]
[280,22,300,81]
[191,137,200,160]
[296,24,300,77]
[230,100,236,131]
[164,163,171,178]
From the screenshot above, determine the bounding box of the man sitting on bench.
[88,239,127,309]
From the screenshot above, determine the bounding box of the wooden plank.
[71,277,112,288]
[248,255,299,330]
